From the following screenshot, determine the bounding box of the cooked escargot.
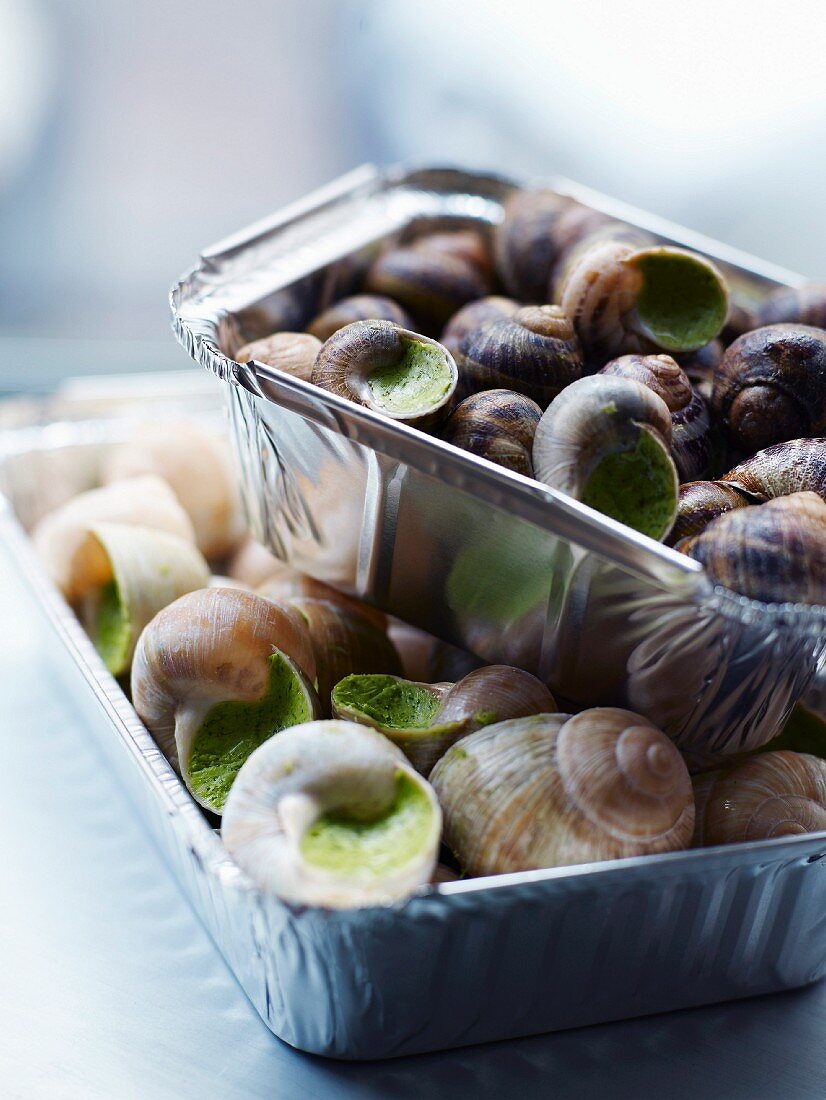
[692,751,826,846]
[680,492,826,604]
[33,475,196,601]
[311,320,457,428]
[442,389,542,477]
[599,354,711,481]
[533,375,679,540]
[558,238,729,362]
[386,621,484,683]
[493,189,576,301]
[222,719,441,907]
[104,422,246,560]
[364,231,492,330]
[132,588,321,814]
[711,324,826,455]
[754,283,826,330]
[440,296,520,357]
[667,480,753,545]
[452,305,583,406]
[235,331,322,382]
[306,295,413,343]
[331,664,555,774]
[430,708,694,876]
[257,566,387,630]
[288,597,401,714]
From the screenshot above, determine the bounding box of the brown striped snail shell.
[453,305,583,407]
[667,480,754,545]
[305,295,413,343]
[493,188,577,302]
[235,332,322,382]
[386,621,485,683]
[599,354,711,481]
[256,564,387,630]
[311,320,457,428]
[557,238,729,362]
[441,389,542,477]
[414,228,494,277]
[430,708,694,876]
[753,283,826,330]
[680,491,826,605]
[692,751,826,846]
[711,324,826,455]
[440,296,520,358]
[721,437,826,502]
[533,375,678,541]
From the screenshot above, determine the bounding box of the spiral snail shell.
[222,719,442,907]
[452,305,583,407]
[667,481,753,545]
[599,354,711,481]
[256,562,387,630]
[557,238,729,362]
[441,389,542,477]
[430,708,694,876]
[533,375,678,540]
[235,331,322,383]
[311,320,457,428]
[711,324,826,456]
[753,283,826,330]
[493,189,577,301]
[440,296,520,358]
[692,751,826,846]
[305,295,414,343]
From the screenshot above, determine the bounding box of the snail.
[131,587,321,814]
[710,324,826,455]
[441,389,543,477]
[33,475,196,601]
[599,354,711,481]
[221,719,441,907]
[533,375,679,540]
[440,296,520,357]
[386,621,484,683]
[753,283,826,330]
[288,597,401,714]
[667,480,753,545]
[452,305,583,407]
[692,751,826,846]
[680,492,826,605]
[311,320,457,429]
[331,664,555,774]
[557,237,729,362]
[235,331,322,382]
[430,708,694,877]
[676,339,724,399]
[364,231,492,331]
[103,422,246,560]
[257,566,387,630]
[493,188,577,301]
[305,295,413,343]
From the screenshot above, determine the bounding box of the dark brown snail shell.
[753,284,826,330]
[235,332,322,382]
[719,299,757,345]
[599,354,711,481]
[453,304,583,407]
[442,389,543,477]
[415,229,493,278]
[680,491,826,605]
[306,295,413,342]
[493,189,575,302]
[667,481,753,545]
[711,324,826,456]
[440,296,520,357]
[676,339,724,398]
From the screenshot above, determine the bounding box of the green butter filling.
[368,340,452,415]
[333,674,442,730]
[633,252,727,352]
[94,578,132,676]
[300,769,433,875]
[188,652,313,813]
[581,429,676,540]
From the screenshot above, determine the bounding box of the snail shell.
[430,708,694,876]
[711,324,826,455]
[533,375,678,541]
[667,480,753,545]
[288,597,401,715]
[131,587,321,813]
[680,491,826,605]
[441,389,543,477]
[386,621,484,683]
[676,339,724,398]
[692,751,826,846]
[311,320,458,428]
[221,719,442,907]
[558,238,729,362]
[256,564,387,629]
[754,284,826,330]
[33,475,196,601]
[600,354,711,481]
[305,295,413,343]
[332,664,555,775]
[440,296,520,358]
[235,331,322,382]
[103,422,246,560]
[453,305,583,407]
[493,188,576,301]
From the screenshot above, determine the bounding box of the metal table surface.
[2,535,825,1100]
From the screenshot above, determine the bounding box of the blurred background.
[1,0,825,392]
